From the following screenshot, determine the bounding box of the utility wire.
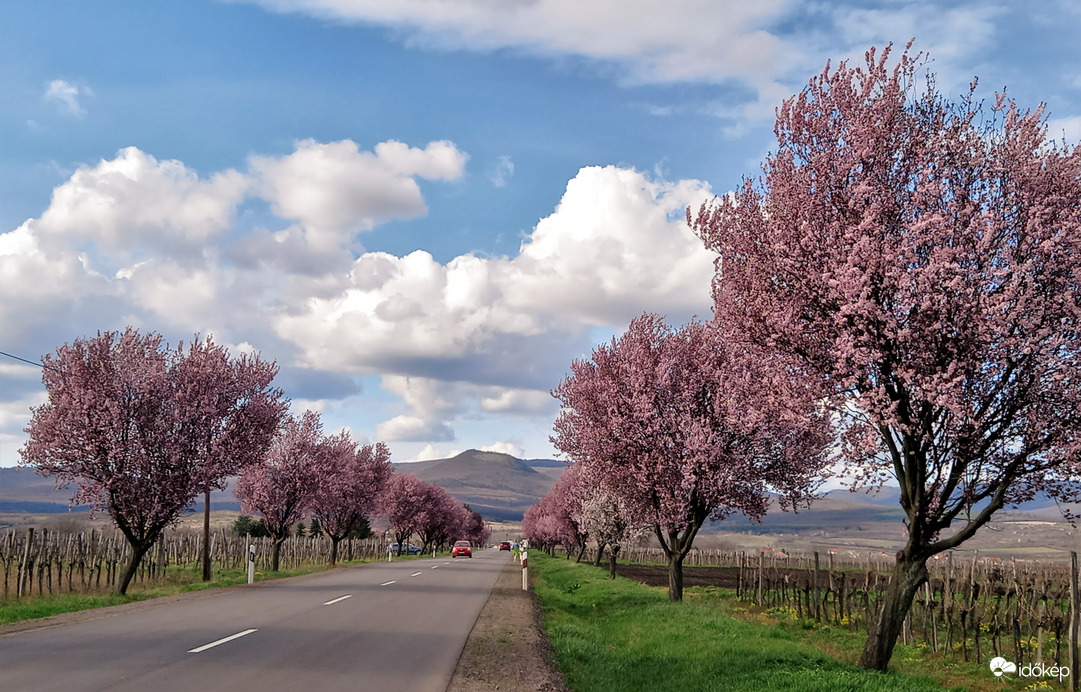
[0,350,44,368]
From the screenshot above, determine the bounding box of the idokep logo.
[990,656,1069,682]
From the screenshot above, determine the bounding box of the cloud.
[375,375,462,442]
[44,79,91,117]
[491,155,514,188]
[481,441,524,458]
[33,147,247,262]
[0,387,47,466]
[274,166,715,390]
[274,166,714,442]
[237,0,1027,140]
[240,1,795,90]
[249,139,467,240]
[478,388,555,416]
[1,143,717,454]
[1046,115,1081,144]
[406,443,461,463]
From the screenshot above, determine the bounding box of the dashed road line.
[188,629,257,653]
[380,580,396,586]
[411,571,422,577]
[323,595,352,605]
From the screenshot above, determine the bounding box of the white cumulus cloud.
[1,142,718,455]
[249,139,467,238]
[33,147,247,261]
[274,165,715,390]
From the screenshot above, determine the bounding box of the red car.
[451,540,472,558]
[499,541,511,551]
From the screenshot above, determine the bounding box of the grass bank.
[0,560,367,625]
[530,552,1001,692]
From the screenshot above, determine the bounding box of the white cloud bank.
[237,0,1010,132]
[0,142,717,457]
[241,0,794,86]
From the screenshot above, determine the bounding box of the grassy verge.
[530,552,1003,692]
[0,559,368,625]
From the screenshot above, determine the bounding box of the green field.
[529,552,1045,692]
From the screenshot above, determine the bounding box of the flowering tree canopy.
[21,328,285,594]
[460,505,491,547]
[309,436,392,564]
[174,335,289,580]
[576,489,648,578]
[380,472,429,554]
[691,44,1081,670]
[523,463,590,560]
[413,481,467,553]
[236,410,324,571]
[553,314,830,600]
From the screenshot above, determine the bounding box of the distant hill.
[394,450,565,521]
[1,450,565,522]
[0,466,241,513]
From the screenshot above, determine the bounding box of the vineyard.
[0,527,388,599]
[587,546,1081,675]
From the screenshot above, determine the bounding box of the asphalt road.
[0,548,511,692]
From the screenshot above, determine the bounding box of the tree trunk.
[859,553,929,670]
[116,542,153,595]
[271,538,284,572]
[668,552,685,601]
[329,537,340,566]
[593,542,606,567]
[575,541,586,563]
[608,545,620,579]
[201,490,211,581]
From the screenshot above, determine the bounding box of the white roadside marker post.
[522,550,528,591]
[247,544,255,584]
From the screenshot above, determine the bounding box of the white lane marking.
[380,580,396,586]
[430,565,439,570]
[411,571,422,577]
[323,594,352,605]
[188,628,257,653]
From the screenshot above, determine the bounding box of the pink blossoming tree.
[308,437,392,565]
[524,463,590,560]
[553,314,830,601]
[236,410,325,571]
[460,505,491,547]
[380,472,429,554]
[691,44,1081,670]
[21,328,285,594]
[173,336,288,581]
[576,489,648,579]
[413,481,467,553]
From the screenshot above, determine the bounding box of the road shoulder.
[448,553,569,691]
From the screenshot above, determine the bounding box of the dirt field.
[612,563,741,589]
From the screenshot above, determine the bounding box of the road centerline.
[411,571,422,577]
[188,628,257,653]
[380,580,396,586]
[323,594,352,605]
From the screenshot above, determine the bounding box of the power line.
[0,350,44,368]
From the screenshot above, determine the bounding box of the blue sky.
[2,0,1080,467]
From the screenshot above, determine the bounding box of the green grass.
[0,593,146,624]
[0,559,370,625]
[531,552,963,692]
